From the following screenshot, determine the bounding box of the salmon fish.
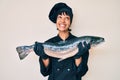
[16,36,105,61]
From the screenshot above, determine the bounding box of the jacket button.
[57,68,60,71]
[67,68,70,71]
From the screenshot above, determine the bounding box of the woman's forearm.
[42,58,50,67]
[75,57,82,67]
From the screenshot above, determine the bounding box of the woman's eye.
[58,15,62,19]
[66,17,70,20]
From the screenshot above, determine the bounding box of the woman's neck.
[58,31,70,41]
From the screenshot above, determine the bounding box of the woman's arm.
[33,42,51,76]
[75,51,89,76]
[39,57,51,76]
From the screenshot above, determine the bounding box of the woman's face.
[56,12,71,32]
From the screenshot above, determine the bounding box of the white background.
[0,0,120,80]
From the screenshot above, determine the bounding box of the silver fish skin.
[43,36,105,61]
[42,36,105,52]
[16,36,105,60]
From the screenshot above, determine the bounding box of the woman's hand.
[74,41,90,59]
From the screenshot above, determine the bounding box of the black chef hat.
[49,2,73,24]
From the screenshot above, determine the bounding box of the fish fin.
[58,58,64,62]
[58,57,67,62]
[16,46,33,60]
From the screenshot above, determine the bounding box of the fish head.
[90,36,105,46]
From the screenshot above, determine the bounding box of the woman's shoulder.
[68,33,78,39]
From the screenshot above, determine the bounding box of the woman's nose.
[61,18,65,23]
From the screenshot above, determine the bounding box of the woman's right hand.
[34,42,48,59]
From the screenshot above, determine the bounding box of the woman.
[34,2,90,80]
